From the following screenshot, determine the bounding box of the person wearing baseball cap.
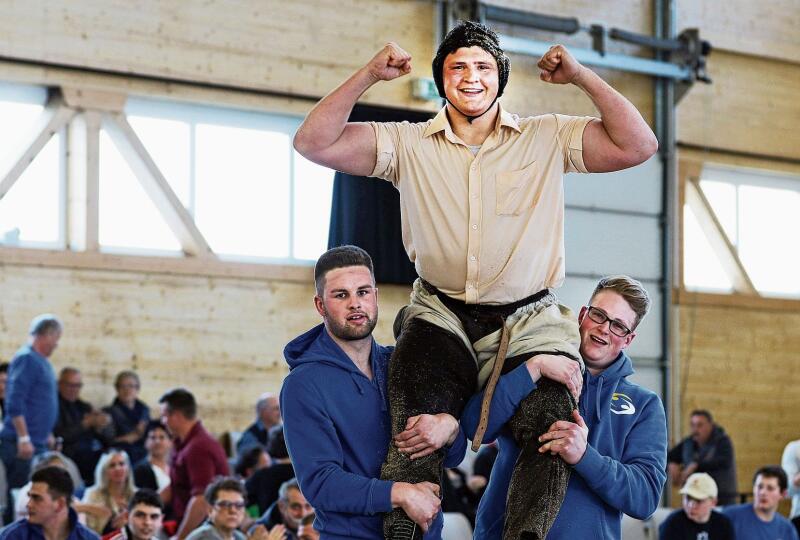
[659,472,734,539]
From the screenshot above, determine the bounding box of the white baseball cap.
[680,472,718,500]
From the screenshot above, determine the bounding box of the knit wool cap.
[432,21,510,99]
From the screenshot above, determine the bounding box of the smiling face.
[578,290,637,373]
[442,46,499,119]
[106,452,129,485]
[314,265,378,342]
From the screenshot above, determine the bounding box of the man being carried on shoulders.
[294,20,657,538]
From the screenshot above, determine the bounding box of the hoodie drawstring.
[595,376,604,424]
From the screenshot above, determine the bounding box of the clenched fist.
[537,44,585,85]
[365,42,413,82]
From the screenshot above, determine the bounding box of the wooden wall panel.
[677,301,800,496]
[679,0,800,63]
[677,50,800,161]
[0,264,411,435]
[0,0,438,111]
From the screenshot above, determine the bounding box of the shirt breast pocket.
[494,161,541,216]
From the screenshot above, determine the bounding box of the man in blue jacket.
[281,245,468,539]
[0,465,99,540]
[1,314,62,523]
[462,275,668,539]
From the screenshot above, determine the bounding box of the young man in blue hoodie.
[461,275,668,539]
[281,245,468,539]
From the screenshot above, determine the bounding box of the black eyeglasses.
[585,306,633,337]
[214,501,246,511]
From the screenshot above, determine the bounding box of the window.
[0,85,335,266]
[0,82,64,248]
[683,165,800,297]
[111,97,335,263]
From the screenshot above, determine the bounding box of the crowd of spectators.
[0,314,321,540]
[2,313,798,540]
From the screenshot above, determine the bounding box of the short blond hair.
[590,275,651,329]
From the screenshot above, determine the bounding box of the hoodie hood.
[284,323,387,403]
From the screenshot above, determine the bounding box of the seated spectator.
[104,371,150,465]
[133,422,172,493]
[0,466,98,540]
[659,472,734,539]
[82,450,136,534]
[0,362,8,420]
[234,446,269,481]
[668,409,738,505]
[245,426,294,515]
[106,489,165,540]
[254,479,312,540]
[723,465,799,540]
[440,467,478,526]
[15,451,85,521]
[54,367,113,485]
[237,394,281,456]
[186,477,283,540]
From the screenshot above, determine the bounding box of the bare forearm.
[294,67,378,154]
[176,495,209,540]
[573,67,657,156]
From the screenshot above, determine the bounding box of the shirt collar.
[422,103,521,140]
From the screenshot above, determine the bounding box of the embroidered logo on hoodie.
[610,392,636,415]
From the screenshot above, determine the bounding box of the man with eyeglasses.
[461,275,668,539]
[187,477,279,540]
[253,479,312,540]
[54,367,113,485]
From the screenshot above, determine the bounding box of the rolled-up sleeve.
[554,114,595,174]
[368,121,401,185]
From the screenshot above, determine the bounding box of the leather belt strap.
[471,318,510,451]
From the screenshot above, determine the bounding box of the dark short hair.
[159,388,197,420]
[432,21,510,99]
[205,477,246,505]
[29,314,62,336]
[0,362,9,374]
[753,465,788,491]
[266,425,289,460]
[690,410,714,423]
[235,445,265,477]
[145,420,169,437]
[314,245,374,296]
[128,488,164,512]
[31,466,74,501]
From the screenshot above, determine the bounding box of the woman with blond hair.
[81,449,136,533]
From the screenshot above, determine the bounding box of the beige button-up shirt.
[370,105,594,304]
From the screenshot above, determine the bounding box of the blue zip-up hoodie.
[281,324,467,540]
[462,351,667,539]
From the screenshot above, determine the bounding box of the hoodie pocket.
[495,161,540,216]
